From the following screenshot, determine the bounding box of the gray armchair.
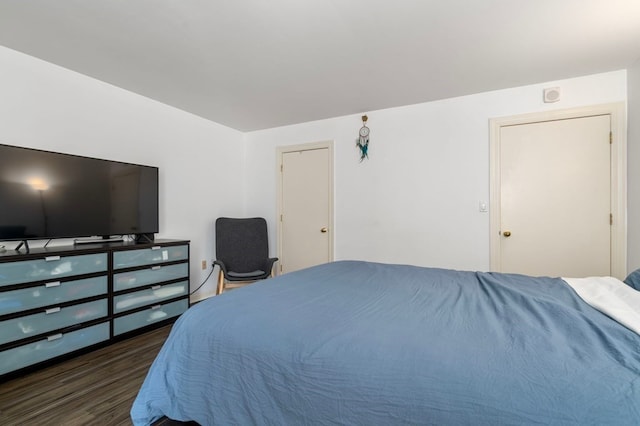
[214,217,278,295]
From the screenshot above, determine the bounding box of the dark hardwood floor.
[0,325,172,426]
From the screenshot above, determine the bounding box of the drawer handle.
[151,266,161,271]
[45,256,61,262]
[151,304,162,310]
[151,285,161,290]
[45,281,62,288]
[47,333,63,342]
[45,307,61,315]
[151,246,162,250]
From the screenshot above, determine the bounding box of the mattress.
[131,261,640,425]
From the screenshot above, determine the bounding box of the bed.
[131,260,640,425]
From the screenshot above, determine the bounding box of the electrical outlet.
[201,260,207,270]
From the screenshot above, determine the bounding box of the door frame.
[276,140,334,273]
[489,103,627,278]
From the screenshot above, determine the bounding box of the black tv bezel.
[0,143,159,243]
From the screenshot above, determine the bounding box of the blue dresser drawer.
[0,322,110,375]
[0,253,107,288]
[113,281,188,314]
[0,275,108,317]
[0,298,108,346]
[113,263,189,292]
[113,299,188,336]
[113,245,189,269]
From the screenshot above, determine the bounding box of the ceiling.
[1,1,639,132]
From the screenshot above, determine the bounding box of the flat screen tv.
[0,143,159,243]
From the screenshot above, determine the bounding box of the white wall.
[0,46,245,299]
[245,71,628,272]
[627,59,640,272]
[1,44,632,295]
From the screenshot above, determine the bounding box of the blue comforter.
[131,261,640,425]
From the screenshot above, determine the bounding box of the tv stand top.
[0,239,188,260]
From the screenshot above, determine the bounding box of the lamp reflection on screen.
[28,177,50,235]
[28,178,50,191]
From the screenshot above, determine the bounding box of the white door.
[278,143,333,274]
[498,114,611,277]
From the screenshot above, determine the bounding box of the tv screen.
[0,144,159,241]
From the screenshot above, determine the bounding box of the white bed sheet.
[564,276,640,336]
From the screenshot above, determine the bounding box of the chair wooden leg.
[216,271,225,295]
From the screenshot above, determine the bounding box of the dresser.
[0,239,189,379]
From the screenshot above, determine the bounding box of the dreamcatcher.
[356,115,369,162]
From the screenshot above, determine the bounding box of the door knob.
[320,227,328,233]
[503,231,511,237]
